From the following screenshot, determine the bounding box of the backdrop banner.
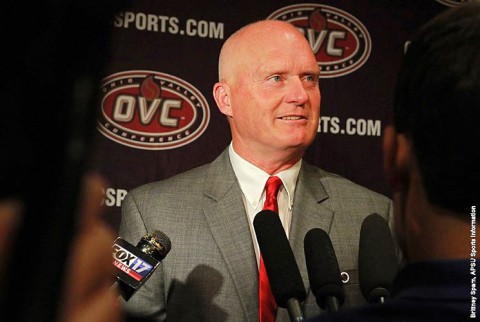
[92,0,460,230]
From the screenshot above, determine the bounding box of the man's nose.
[284,77,309,105]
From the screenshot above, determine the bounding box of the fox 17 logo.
[113,243,153,281]
[268,4,372,78]
[97,70,210,150]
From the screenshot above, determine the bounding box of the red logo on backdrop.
[267,4,371,78]
[97,71,210,150]
[435,0,474,7]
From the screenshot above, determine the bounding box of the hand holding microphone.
[112,229,171,301]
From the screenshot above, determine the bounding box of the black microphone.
[112,229,172,301]
[359,213,398,304]
[304,228,345,313]
[253,210,306,322]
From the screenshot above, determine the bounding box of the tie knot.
[263,176,283,212]
[265,176,282,196]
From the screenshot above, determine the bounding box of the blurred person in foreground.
[0,174,122,322]
[308,4,480,322]
[120,19,395,322]
[53,174,123,322]
[0,1,126,321]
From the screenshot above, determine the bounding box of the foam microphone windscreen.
[137,229,172,261]
[304,228,345,310]
[359,213,398,303]
[253,210,306,307]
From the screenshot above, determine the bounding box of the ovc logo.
[267,4,372,78]
[98,70,210,150]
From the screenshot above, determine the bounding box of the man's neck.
[231,142,304,175]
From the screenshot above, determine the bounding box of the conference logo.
[435,0,476,7]
[267,4,371,78]
[98,70,210,150]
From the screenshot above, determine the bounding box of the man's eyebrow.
[301,69,321,76]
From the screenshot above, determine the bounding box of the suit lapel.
[202,149,258,322]
[289,162,334,297]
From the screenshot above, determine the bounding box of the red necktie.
[259,176,283,322]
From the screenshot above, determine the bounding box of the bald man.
[120,20,394,322]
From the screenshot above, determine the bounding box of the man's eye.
[305,75,316,82]
[268,75,282,82]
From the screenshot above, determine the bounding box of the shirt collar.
[228,143,301,210]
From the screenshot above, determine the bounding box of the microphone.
[304,228,345,313]
[253,210,306,322]
[359,213,398,304]
[112,229,172,301]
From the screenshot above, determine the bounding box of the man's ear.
[383,125,412,191]
[213,82,233,117]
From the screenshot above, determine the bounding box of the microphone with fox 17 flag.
[112,230,171,301]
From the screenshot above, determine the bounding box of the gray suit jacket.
[119,148,394,322]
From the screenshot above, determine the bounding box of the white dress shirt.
[228,143,301,267]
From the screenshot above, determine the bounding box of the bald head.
[218,20,315,83]
[212,19,320,173]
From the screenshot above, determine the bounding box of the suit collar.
[290,161,332,240]
[203,149,259,321]
[204,149,236,201]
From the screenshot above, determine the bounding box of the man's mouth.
[279,116,304,120]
